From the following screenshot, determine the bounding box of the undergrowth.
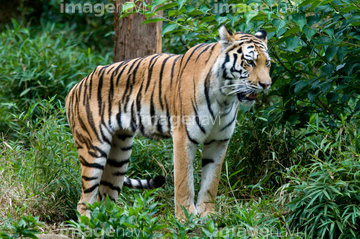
[0,20,112,138]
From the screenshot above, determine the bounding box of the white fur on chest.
[185,100,239,144]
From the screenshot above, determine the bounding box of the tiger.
[65,26,271,219]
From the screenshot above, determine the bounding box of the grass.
[0,100,303,237]
[0,99,80,222]
[0,19,112,138]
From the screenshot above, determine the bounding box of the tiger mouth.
[237,92,258,101]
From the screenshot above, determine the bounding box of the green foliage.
[278,158,360,238]
[225,106,299,197]
[0,214,43,239]
[123,0,360,128]
[66,192,298,239]
[0,20,111,137]
[276,117,360,238]
[67,192,167,238]
[15,0,115,50]
[118,1,360,237]
[0,98,80,222]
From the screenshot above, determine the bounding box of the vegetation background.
[0,0,360,238]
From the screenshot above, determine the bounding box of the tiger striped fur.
[65,26,271,219]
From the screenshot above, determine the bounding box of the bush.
[277,158,360,238]
[224,105,299,198]
[276,117,360,238]
[66,192,300,238]
[122,0,360,127]
[0,214,43,239]
[67,192,167,239]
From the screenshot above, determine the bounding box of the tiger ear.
[254,29,267,43]
[219,25,234,50]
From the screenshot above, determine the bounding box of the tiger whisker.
[227,88,254,96]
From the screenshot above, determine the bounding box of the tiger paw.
[196,202,215,220]
[175,204,198,222]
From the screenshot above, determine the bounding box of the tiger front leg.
[196,140,229,218]
[172,129,198,219]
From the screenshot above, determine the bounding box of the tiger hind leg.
[97,132,134,203]
[77,141,111,218]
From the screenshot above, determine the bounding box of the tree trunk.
[114,0,162,62]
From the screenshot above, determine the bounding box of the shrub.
[67,192,167,239]
[224,106,300,198]
[277,157,360,238]
[122,0,360,128]
[276,117,360,238]
[0,214,43,239]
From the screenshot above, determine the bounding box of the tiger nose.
[259,82,271,89]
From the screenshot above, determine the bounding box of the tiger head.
[213,26,271,105]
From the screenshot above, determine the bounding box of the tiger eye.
[246,59,254,66]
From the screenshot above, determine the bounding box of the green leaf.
[152,0,167,7]
[336,63,346,71]
[214,15,228,25]
[321,0,334,4]
[307,14,320,27]
[202,228,213,238]
[185,5,195,13]
[320,82,331,94]
[309,0,322,10]
[121,2,136,13]
[292,13,306,31]
[177,0,186,10]
[155,2,177,12]
[349,21,360,27]
[141,17,164,24]
[267,30,276,40]
[245,10,258,25]
[307,90,317,102]
[144,12,156,18]
[199,5,210,15]
[284,26,300,37]
[162,23,177,36]
[272,19,287,34]
[227,14,240,27]
[299,0,313,7]
[234,3,251,13]
[322,64,334,75]
[324,28,334,38]
[285,36,300,51]
[340,6,358,13]
[325,46,338,62]
[199,15,215,25]
[20,87,33,97]
[303,26,316,41]
[327,92,339,103]
[294,81,308,94]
